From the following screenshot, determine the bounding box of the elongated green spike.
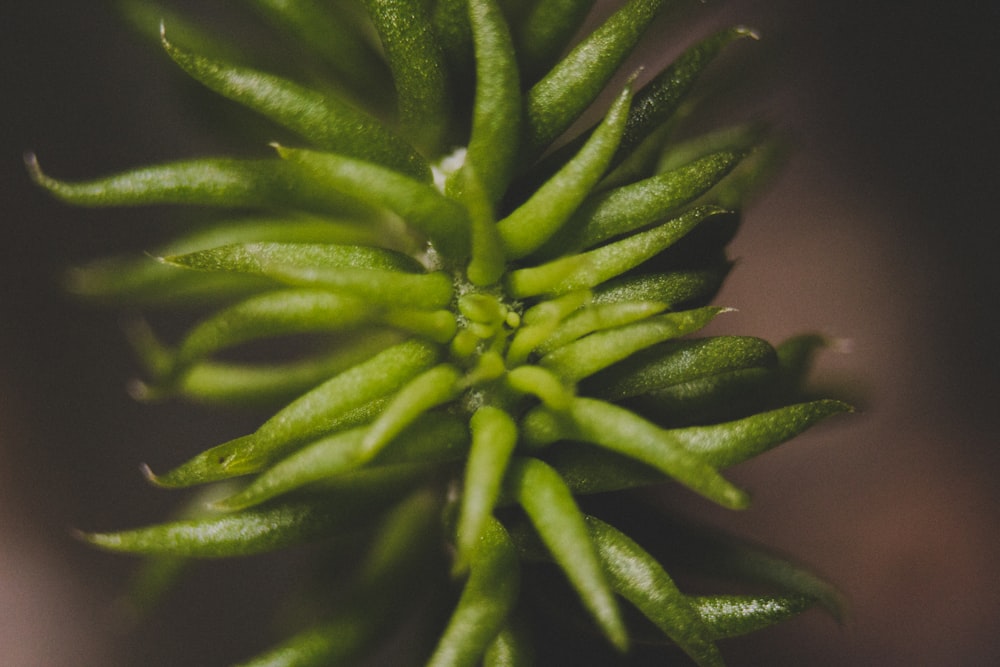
[141,331,404,407]
[79,497,396,558]
[466,0,521,206]
[26,153,358,215]
[274,146,471,259]
[617,26,759,163]
[498,83,633,260]
[523,0,668,155]
[592,266,730,310]
[456,407,519,569]
[505,457,628,651]
[163,243,454,309]
[161,31,429,181]
[362,0,450,153]
[692,594,815,640]
[505,365,573,409]
[214,414,468,511]
[667,400,853,469]
[589,335,777,400]
[522,398,749,509]
[570,150,744,250]
[428,518,520,667]
[514,0,596,81]
[585,515,723,667]
[535,300,668,355]
[540,306,724,382]
[168,289,377,371]
[458,164,508,287]
[506,206,727,297]
[151,340,440,486]
[361,364,464,461]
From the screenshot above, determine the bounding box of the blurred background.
[2,1,998,664]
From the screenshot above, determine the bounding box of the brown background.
[2,1,998,664]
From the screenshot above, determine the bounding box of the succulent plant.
[30,0,851,664]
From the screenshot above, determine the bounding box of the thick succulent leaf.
[513,0,596,81]
[362,0,450,152]
[81,496,397,558]
[584,516,723,667]
[591,266,730,310]
[26,153,358,215]
[504,457,628,651]
[498,83,633,259]
[665,399,852,469]
[360,364,464,461]
[534,300,668,355]
[214,413,468,510]
[692,594,815,640]
[482,619,535,667]
[588,335,777,400]
[616,26,758,163]
[523,0,667,155]
[151,339,440,486]
[162,242,453,309]
[506,206,728,297]
[162,34,429,180]
[427,518,520,667]
[275,146,471,259]
[569,150,744,250]
[522,398,748,509]
[456,406,519,568]
[139,331,404,407]
[166,289,452,373]
[465,0,521,205]
[539,306,724,382]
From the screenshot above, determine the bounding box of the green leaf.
[362,0,450,152]
[456,407,519,569]
[569,150,744,251]
[691,594,815,640]
[523,0,668,155]
[161,32,429,180]
[274,146,471,259]
[504,457,628,651]
[585,516,723,667]
[80,497,395,558]
[483,618,535,667]
[587,335,776,400]
[513,0,596,81]
[539,306,724,382]
[522,398,749,509]
[591,267,730,310]
[534,300,669,355]
[506,206,728,297]
[465,0,521,205]
[139,331,404,407]
[162,242,453,309]
[214,413,468,511]
[427,518,520,667]
[151,339,440,486]
[498,83,633,259]
[617,26,759,163]
[26,153,358,215]
[665,399,853,469]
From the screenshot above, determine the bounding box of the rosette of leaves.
[31,0,851,664]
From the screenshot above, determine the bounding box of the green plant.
[30,0,850,664]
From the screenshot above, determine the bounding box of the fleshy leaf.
[522,397,749,509]
[523,0,667,155]
[504,457,628,651]
[498,83,633,259]
[585,515,723,667]
[427,517,520,667]
[162,32,429,180]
